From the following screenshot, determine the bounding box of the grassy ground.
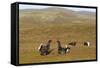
[19,11,96,64]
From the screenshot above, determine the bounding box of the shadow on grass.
[47,49,54,55]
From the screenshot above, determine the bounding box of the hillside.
[19,7,95,25]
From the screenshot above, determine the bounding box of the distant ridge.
[19,7,96,24]
[77,11,95,16]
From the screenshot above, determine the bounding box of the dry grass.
[19,11,96,64]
